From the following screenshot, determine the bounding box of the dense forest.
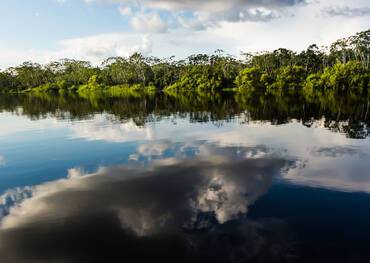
[0,29,369,94]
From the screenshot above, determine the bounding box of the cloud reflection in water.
[0,144,293,262]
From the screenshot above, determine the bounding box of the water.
[0,92,370,262]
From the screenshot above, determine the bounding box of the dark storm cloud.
[0,144,294,262]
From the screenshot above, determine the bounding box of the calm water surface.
[0,93,370,262]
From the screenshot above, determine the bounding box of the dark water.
[0,92,370,262]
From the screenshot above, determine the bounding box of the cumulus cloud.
[137,142,171,156]
[118,6,133,16]
[57,33,152,61]
[88,0,308,32]
[131,12,168,33]
[0,144,292,262]
[0,33,152,68]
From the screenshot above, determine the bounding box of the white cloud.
[196,0,370,54]
[85,0,309,34]
[57,33,152,60]
[0,33,152,68]
[118,6,133,16]
[131,12,168,33]
[81,0,370,54]
[137,142,171,156]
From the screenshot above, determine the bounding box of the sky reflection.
[1,104,370,261]
[1,111,370,194]
[0,144,292,262]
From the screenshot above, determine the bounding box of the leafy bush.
[269,65,307,90]
[235,67,265,89]
[320,61,369,91]
[166,65,224,92]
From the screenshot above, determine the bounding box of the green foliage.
[8,62,50,90]
[166,65,223,92]
[0,71,15,92]
[269,65,307,90]
[58,60,99,86]
[296,44,325,73]
[101,53,154,86]
[235,67,265,90]
[321,61,369,91]
[305,61,369,92]
[165,51,241,92]
[151,59,180,88]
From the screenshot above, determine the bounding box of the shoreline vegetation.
[0,30,369,96]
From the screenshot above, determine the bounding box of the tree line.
[0,29,369,93]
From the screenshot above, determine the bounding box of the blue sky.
[0,0,369,68]
[0,0,129,48]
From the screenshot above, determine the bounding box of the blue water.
[0,106,370,262]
